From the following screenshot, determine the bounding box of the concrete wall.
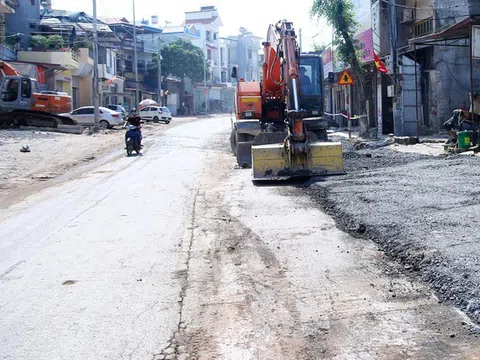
[78,76,92,107]
[430,46,479,130]
[436,0,478,28]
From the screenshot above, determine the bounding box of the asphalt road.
[1,116,479,360]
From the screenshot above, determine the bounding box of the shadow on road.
[252,176,327,188]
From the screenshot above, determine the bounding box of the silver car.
[60,106,124,129]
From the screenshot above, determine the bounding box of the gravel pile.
[307,141,480,325]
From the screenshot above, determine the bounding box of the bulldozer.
[0,60,75,128]
[230,20,344,180]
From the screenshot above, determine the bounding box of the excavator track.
[0,110,76,128]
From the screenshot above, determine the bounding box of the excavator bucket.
[251,141,344,180]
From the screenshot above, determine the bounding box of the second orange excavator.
[230,20,344,180]
[0,60,75,128]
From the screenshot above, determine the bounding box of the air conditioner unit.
[401,8,414,24]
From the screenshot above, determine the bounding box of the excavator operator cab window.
[21,78,32,99]
[299,57,322,96]
[2,78,19,102]
[300,66,313,95]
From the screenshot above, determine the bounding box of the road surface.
[1,116,479,360]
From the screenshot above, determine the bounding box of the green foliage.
[47,34,64,49]
[30,35,49,49]
[311,0,362,75]
[73,39,93,51]
[30,35,67,50]
[313,43,327,54]
[161,39,209,83]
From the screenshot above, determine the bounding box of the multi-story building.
[184,6,223,83]
[393,0,480,134]
[1,0,34,60]
[103,19,159,108]
[224,28,262,83]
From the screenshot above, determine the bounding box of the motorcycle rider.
[125,108,143,148]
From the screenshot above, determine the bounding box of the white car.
[107,104,128,120]
[139,106,172,124]
[60,106,124,129]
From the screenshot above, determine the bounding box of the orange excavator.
[230,20,344,180]
[0,60,75,127]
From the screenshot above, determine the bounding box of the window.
[206,30,211,42]
[21,79,31,99]
[2,79,19,102]
[75,108,94,115]
[30,0,35,5]
[299,58,322,96]
[221,71,226,83]
[248,50,252,60]
[213,33,217,40]
[207,49,212,60]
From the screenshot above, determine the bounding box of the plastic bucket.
[457,131,472,149]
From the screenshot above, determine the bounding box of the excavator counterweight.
[231,20,344,180]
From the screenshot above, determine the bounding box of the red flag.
[374,53,388,74]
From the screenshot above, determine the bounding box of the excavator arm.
[0,60,21,77]
[250,20,344,179]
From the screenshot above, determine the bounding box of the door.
[71,108,95,125]
[398,56,422,136]
[140,107,152,120]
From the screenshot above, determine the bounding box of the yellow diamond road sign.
[338,70,354,85]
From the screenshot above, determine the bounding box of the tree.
[311,0,366,115]
[161,39,209,83]
[313,43,327,54]
[310,0,361,76]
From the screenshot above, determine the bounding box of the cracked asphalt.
[1,116,480,359]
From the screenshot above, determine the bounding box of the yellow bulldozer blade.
[251,141,344,180]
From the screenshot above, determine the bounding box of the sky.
[51,0,332,51]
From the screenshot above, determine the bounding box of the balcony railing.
[414,17,433,37]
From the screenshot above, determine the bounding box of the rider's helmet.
[131,108,137,115]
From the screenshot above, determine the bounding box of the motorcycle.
[125,125,142,156]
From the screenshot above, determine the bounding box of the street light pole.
[92,0,100,132]
[133,0,139,107]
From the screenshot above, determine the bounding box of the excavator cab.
[0,76,37,112]
[299,54,324,117]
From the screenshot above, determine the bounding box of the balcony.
[414,17,433,37]
[120,39,144,52]
[124,72,145,82]
[98,64,115,80]
[17,49,80,70]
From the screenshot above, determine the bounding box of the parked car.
[139,106,172,124]
[59,106,123,129]
[107,104,128,120]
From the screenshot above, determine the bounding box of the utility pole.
[204,39,207,114]
[331,27,335,118]
[388,0,399,135]
[92,0,100,132]
[133,0,139,107]
[158,40,162,106]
